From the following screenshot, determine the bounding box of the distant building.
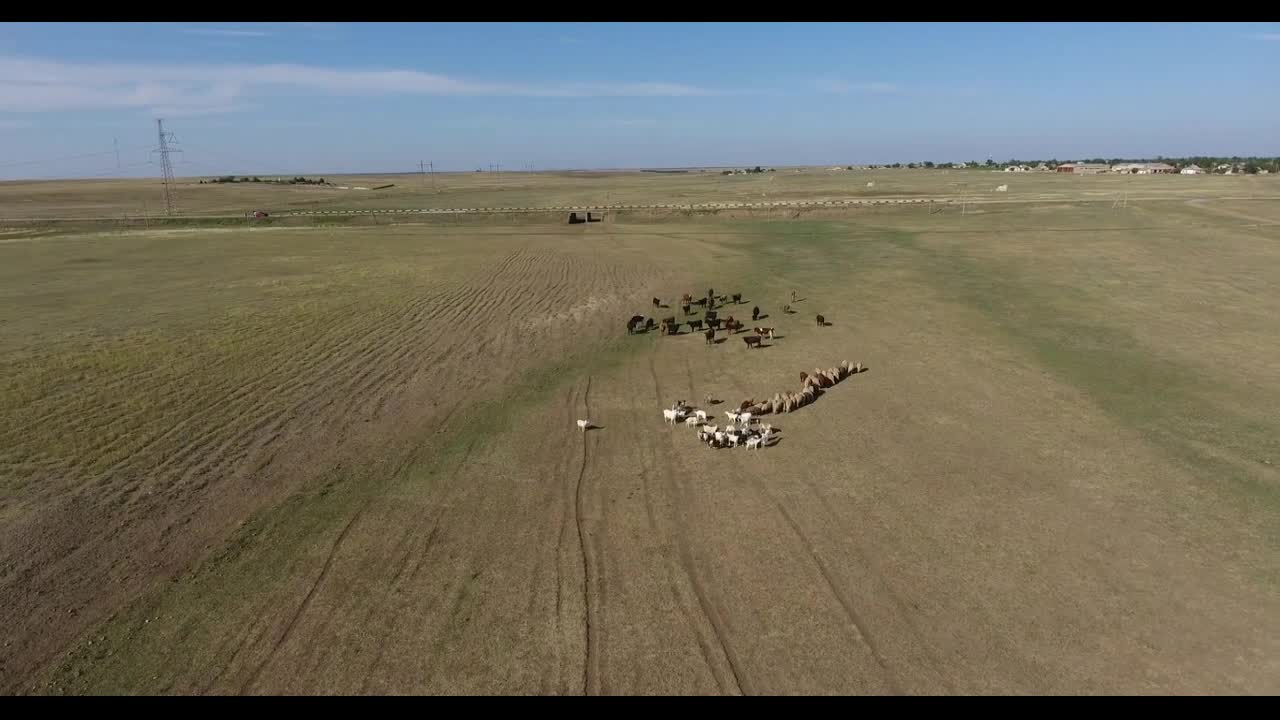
[1180,165,1205,175]
[1056,163,1110,174]
[1111,162,1176,175]
[1003,165,1030,172]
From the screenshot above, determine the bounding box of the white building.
[1180,165,1205,175]
[1003,165,1030,172]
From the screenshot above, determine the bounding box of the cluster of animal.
[737,359,863,416]
[628,287,815,349]
[662,401,776,450]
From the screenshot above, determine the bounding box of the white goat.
[724,410,741,423]
[662,408,683,425]
[576,419,592,431]
[694,409,709,422]
[684,416,701,427]
[746,436,762,450]
[738,412,753,426]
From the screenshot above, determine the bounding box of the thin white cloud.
[817,79,904,95]
[180,28,274,38]
[0,55,715,116]
[603,117,657,127]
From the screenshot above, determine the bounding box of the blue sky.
[1,22,1277,179]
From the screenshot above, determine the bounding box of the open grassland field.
[3,168,1279,221]
[1,177,1278,695]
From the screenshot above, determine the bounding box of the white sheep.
[684,416,701,426]
[738,412,753,426]
[663,408,686,425]
[724,410,740,423]
[576,419,592,431]
[746,436,762,450]
[694,410,709,422]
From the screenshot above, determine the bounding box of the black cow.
[732,293,742,304]
[681,303,691,315]
[705,310,718,322]
[751,306,760,321]
[816,314,826,327]
[704,328,715,345]
[688,319,703,331]
[707,318,722,330]
[652,297,660,309]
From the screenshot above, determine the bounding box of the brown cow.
[754,327,774,339]
[731,293,742,304]
[653,297,661,309]
[743,336,762,349]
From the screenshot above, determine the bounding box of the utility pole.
[419,160,426,185]
[154,119,180,215]
[429,161,436,191]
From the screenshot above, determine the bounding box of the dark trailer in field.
[567,210,605,224]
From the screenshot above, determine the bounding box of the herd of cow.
[625,287,805,350]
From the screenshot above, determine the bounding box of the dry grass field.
[4,167,1279,220]
[1,170,1278,694]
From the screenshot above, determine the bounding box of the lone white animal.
[576,419,592,431]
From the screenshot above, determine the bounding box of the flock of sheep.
[743,359,863,416]
[647,357,861,453]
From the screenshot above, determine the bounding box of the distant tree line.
[721,166,773,175]
[200,176,331,185]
